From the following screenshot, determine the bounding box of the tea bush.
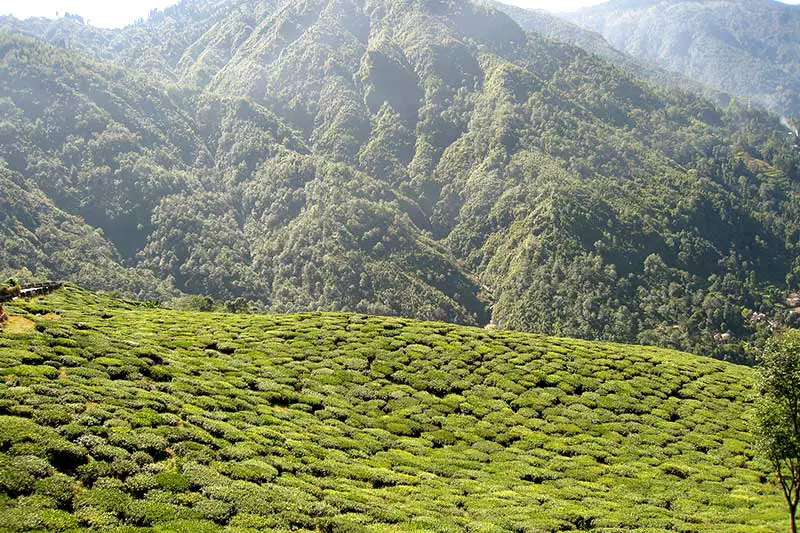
[0,287,787,531]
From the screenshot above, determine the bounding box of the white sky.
[1,0,181,28]
[2,0,800,27]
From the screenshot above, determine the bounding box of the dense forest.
[493,1,725,105]
[1,0,799,363]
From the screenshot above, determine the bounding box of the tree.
[755,330,800,533]
[224,298,250,314]
[0,279,21,302]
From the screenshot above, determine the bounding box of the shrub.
[75,460,113,485]
[0,454,52,496]
[194,497,234,523]
[74,486,131,514]
[94,444,130,462]
[148,365,174,382]
[108,428,168,456]
[0,507,44,532]
[173,441,215,464]
[125,500,182,526]
[221,460,278,483]
[0,416,49,448]
[0,464,36,496]
[152,519,223,533]
[426,430,457,448]
[131,451,155,466]
[154,470,190,493]
[0,455,36,498]
[74,506,120,529]
[38,508,80,531]
[182,462,227,490]
[111,457,139,478]
[219,442,261,461]
[35,474,75,508]
[33,408,72,427]
[125,472,157,495]
[93,357,124,367]
[226,512,279,529]
[2,365,59,380]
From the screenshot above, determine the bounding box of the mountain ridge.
[565,0,800,117]
[0,0,798,363]
[493,0,730,107]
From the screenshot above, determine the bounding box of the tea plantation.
[0,287,785,531]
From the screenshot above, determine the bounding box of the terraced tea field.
[0,287,786,531]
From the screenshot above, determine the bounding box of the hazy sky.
[3,0,800,28]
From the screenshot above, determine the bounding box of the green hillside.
[0,286,785,531]
[1,0,799,362]
[493,1,725,105]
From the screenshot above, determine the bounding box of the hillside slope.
[0,163,173,299]
[0,286,786,531]
[493,1,725,104]
[567,0,800,117]
[0,31,486,324]
[0,1,279,86]
[0,0,799,362]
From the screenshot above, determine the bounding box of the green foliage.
[0,287,787,530]
[0,0,798,361]
[755,330,800,529]
[34,474,75,508]
[0,279,21,301]
[154,471,190,493]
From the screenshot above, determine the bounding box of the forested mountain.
[566,0,800,117]
[493,2,726,105]
[1,0,799,362]
[0,1,278,86]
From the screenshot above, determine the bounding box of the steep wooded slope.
[494,1,726,105]
[1,0,799,361]
[0,1,279,86]
[0,164,171,297]
[0,31,486,324]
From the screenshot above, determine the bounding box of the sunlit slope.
[0,287,784,531]
[3,2,800,359]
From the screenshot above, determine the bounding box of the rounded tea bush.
[34,474,75,508]
[194,497,234,524]
[154,470,190,493]
[125,472,157,495]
